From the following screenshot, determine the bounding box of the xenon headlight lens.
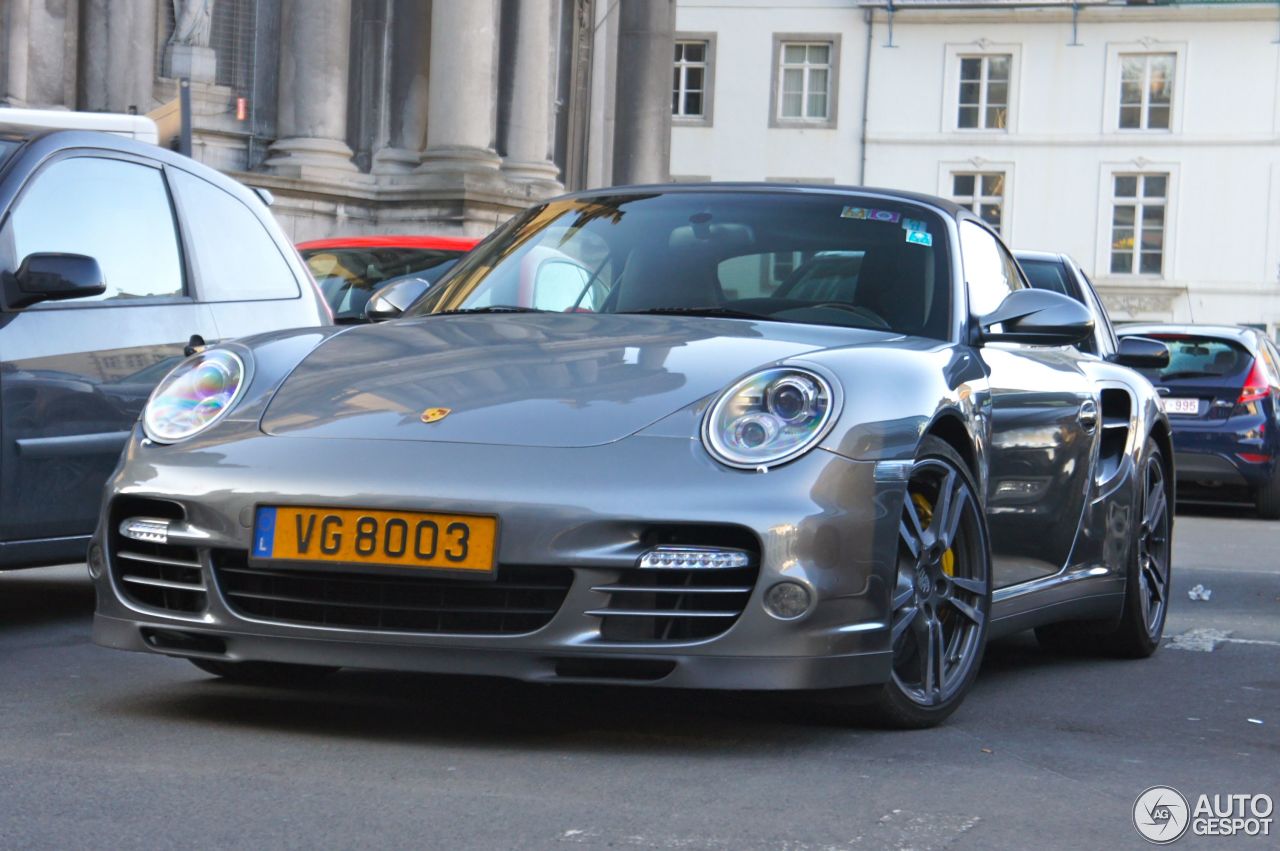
[142,350,246,443]
[703,367,838,468]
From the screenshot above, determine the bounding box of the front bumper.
[92,431,903,691]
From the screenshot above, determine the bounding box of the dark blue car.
[1118,324,1280,517]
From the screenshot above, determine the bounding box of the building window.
[673,40,707,118]
[1110,173,1168,275]
[1119,53,1174,130]
[957,55,1010,130]
[770,35,840,128]
[952,172,1006,234]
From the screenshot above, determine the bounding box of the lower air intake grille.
[211,551,572,635]
[111,540,207,614]
[590,565,758,642]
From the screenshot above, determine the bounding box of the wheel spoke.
[923,618,946,704]
[891,602,919,645]
[891,577,914,611]
[928,468,957,543]
[1143,559,1166,603]
[901,491,928,558]
[1145,482,1167,531]
[946,595,984,627]
[948,575,988,596]
[937,482,969,552]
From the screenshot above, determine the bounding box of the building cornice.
[867,3,1280,25]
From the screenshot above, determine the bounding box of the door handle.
[184,334,206,357]
[1078,398,1098,432]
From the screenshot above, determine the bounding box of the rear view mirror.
[364,276,431,322]
[1112,336,1170,370]
[3,253,106,308]
[979,288,1094,346]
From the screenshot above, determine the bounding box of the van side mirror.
[3,253,106,309]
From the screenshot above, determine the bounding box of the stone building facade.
[670,0,1280,333]
[0,0,674,240]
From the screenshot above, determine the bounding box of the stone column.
[500,0,560,186]
[80,0,159,114]
[372,0,431,174]
[3,0,30,106]
[265,0,358,176]
[417,0,501,177]
[611,0,674,186]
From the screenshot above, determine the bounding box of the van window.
[8,156,184,302]
[169,169,300,301]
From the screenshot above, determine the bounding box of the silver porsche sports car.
[92,185,1174,727]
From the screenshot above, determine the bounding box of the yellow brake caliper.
[911,493,955,576]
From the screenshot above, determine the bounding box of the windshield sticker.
[841,206,901,223]
[905,230,933,247]
[901,217,928,233]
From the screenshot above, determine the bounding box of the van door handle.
[1078,398,1098,432]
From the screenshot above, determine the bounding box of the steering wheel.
[809,302,892,329]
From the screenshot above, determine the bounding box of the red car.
[297,234,480,323]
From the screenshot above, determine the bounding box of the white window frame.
[942,43,1021,133]
[938,160,1016,244]
[769,33,841,129]
[1103,41,1186,134]
[950,171,1008,236]
[1094,162,1179,282]
[673,34,715,127]
[1117,53,1176,131]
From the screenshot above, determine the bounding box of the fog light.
[119,517,171,544]
[763,581,811,620]
[638,546,750,569]
[87,543,105,579]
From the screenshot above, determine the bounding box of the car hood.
[260,313,891,447]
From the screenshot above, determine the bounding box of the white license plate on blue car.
[1160,397,1200,415]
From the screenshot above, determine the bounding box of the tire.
[1036,437,1172,658]
[1254,471,1280,519]
[859,436,992,729]
[189,658,340,685]
[1102,438,1173,657]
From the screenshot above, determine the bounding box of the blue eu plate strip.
[252,507,277,558]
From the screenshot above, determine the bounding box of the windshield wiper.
[618,306,775,322]
[434,305,550,315]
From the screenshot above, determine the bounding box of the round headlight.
[143,350,246,443]
[703,367,839,469]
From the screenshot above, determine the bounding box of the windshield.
[1136,335,1252,382]
[409,191,953,338]
[303,246,467,321]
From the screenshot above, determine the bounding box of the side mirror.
[979,288,1094,346]
[1112,335,1170,370]
[363,276,431,323]
[3,253,106,309]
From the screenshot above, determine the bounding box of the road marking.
[1167,627,1280,652]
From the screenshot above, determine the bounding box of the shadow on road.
[0,565,94,631]
[102,631,1107,747]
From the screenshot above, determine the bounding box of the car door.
[0,151,217,551]
[962,222,1097,588]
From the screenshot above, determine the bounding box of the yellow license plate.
[251,506,497,575]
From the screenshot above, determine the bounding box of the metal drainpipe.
[858,7,873,186]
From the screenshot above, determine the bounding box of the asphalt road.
[2,507,1276,850]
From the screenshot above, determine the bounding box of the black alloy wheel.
[868,436,992,728]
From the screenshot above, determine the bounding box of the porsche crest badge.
[420,407,452,424]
